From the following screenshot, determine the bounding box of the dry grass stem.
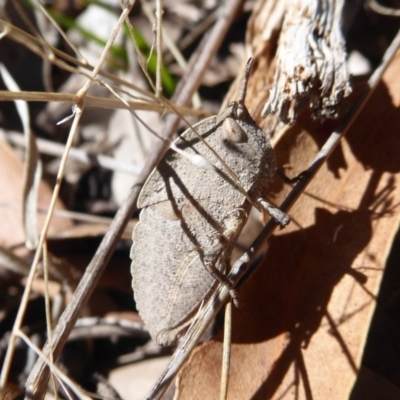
[32,0,87,62]
[0,90,208,117]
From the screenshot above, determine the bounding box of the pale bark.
[249,0,352,123]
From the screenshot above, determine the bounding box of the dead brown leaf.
[0,381,23,400]
[175,38,400,400]
[0,139,73,249]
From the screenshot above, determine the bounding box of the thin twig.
[220,301,232,400]
[68,317,149,341]
[141,0,205,108]
[42,242,58,398]
[141,1,191,80]
[144,27,400,400]
[367,0,400,16]
[32,0,87,62]
[23,0,245,396]
[169,9,218,63]
[18,331,93,400]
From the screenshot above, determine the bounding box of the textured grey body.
[131,106,276,346]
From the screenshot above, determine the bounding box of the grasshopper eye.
[222,117,248,143]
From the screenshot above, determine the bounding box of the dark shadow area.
[233,206,376,400]
[350,229,400,398]
[222,75,400,399]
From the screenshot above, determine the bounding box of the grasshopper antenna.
[238,57,254,105]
